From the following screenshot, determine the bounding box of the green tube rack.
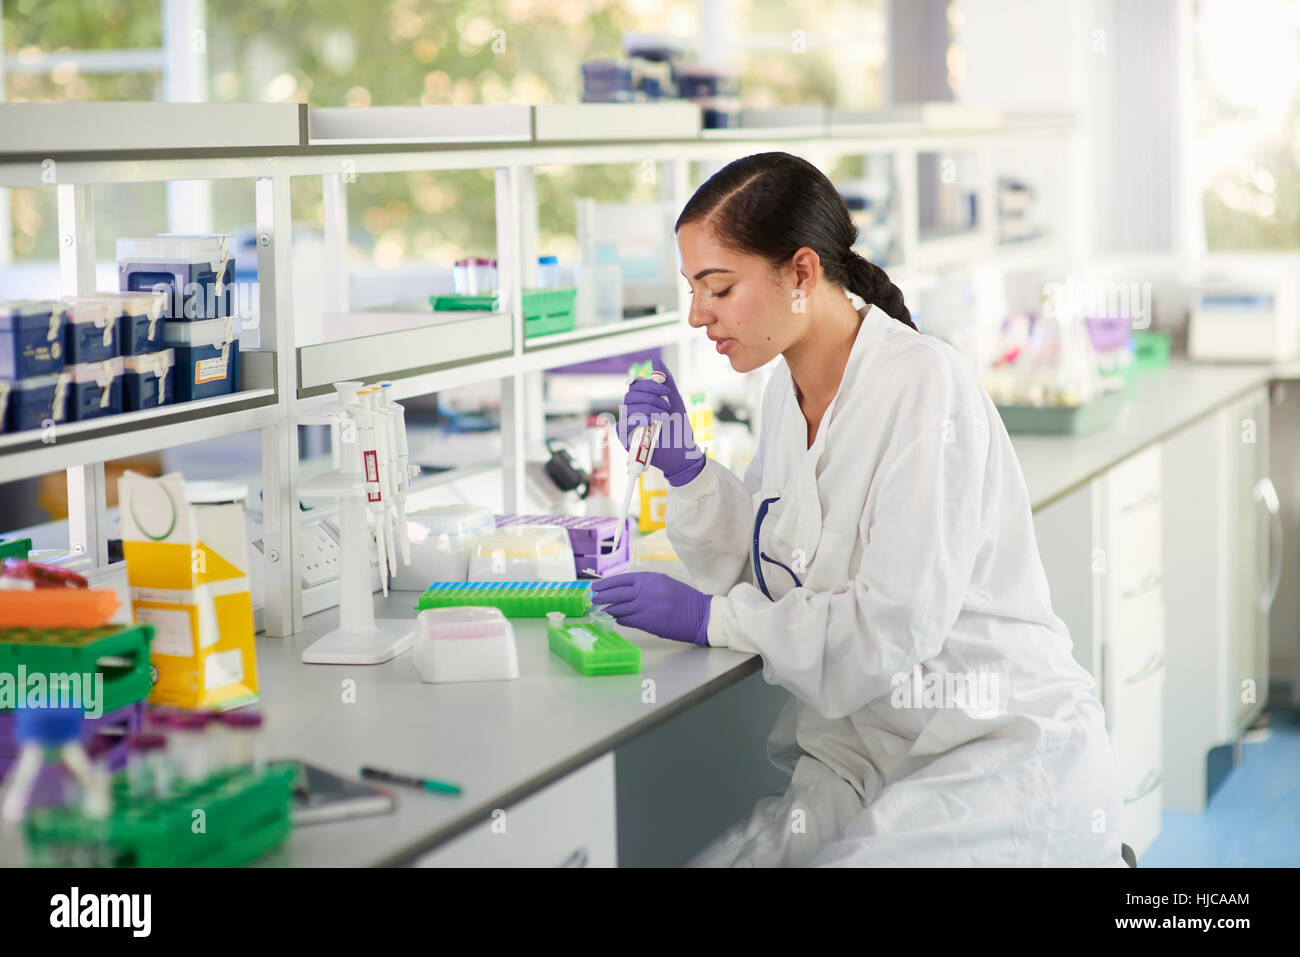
[23,762,298,868]
[0,623,155,715]
[414,581,592,618]
[547,618,641,676]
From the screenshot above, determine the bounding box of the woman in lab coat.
[590,152,1126,867]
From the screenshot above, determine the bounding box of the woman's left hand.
[590,572,712,647]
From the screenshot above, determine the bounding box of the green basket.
[432,287,577,339]
[0,538,32,561]
[548,618,641,676]
[1132,330,1171,369]
[24,762,297,868]
[414,581,591,618]
[995,390,1127,436]
[0,623,154,715]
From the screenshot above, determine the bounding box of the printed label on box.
[135,605,194,657]
[204,647,245,690]
[194,356,227,384]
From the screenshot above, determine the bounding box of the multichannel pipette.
[611,370,666,554]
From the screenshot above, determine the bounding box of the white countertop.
[2,355,1293,868]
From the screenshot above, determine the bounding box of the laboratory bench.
[1,356,1295,868]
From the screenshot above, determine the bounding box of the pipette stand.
[298,382,414,665]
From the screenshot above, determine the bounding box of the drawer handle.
[1124,652,1165,685]
[1124,768,1162,804]
[559,847,589,868]
[1120,490,1161,514]
[1121,572,1163,601]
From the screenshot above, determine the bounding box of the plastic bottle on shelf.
[536,255,563,289]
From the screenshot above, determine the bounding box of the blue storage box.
[164,317,237,401]
[0,301,66,379]
[1,371,70,433]
[67,357,123,421]
[66,291,166,356]
[117,235,233,321]
[122,348,175,411]
[62,298,121,364]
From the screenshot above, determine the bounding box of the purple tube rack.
[494,514,635,577]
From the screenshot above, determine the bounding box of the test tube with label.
[217,710,264,772]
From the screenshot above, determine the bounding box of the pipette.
[611,370,666,554]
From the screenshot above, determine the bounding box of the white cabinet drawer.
[1106,446,1162,514]
[414,754,617,867]
[1108,666,1164,800]
[1107,583,1165,682]
[1106,500,1162,598]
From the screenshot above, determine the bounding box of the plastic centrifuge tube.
[126,733,166,799]
[169,712,213,784]
[217,710,264,773]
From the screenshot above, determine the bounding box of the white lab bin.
[467,525,575,581]
[412,606,518,683]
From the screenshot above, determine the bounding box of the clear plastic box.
[393,504,496,590]
[467,525,576,581]
[117,235,233,321]
[413,606,519,683]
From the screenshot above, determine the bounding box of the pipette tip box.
[547,616,641,676]
[413,580,591,617]
[413,607,519,683]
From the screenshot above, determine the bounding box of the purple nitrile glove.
[617,358,707,488]
[589,572,712,647]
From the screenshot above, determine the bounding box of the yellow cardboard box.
[118,471,258,711]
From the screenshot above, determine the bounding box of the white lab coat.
[669,304,1126,867]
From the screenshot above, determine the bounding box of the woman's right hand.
[618,359,707,487]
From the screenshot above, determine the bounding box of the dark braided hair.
[676,151,915,330]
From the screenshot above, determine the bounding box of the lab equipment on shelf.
[1,300,65,378]
[433,287,577,338]
[117,234,233,320]
[495,513,635,579]
[121,348,175,411]
[1188,267,1300,362]
[536,255,565,288]
[67,357,124,421]
[61,299,120,365]
[392,504,495,590]
[66,291,167,356]
[413,580,592,618]
[452,257,497,296]
[1,371,70,434]
[163,316,237,401]
[574,264,623,328]
[295,381,416,665]
[412,606,520,683]
[467,525,576,581]
[546,611,641,676]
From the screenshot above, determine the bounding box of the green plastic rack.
[414,580,591,617]
[432,287,577,339]
[0,623,155,715]
[24,762,297,868]
[0,537,32,561]
[547,618,641,676]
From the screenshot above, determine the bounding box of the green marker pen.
[360,765,462,796]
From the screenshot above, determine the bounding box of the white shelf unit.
[0,102,1074,639]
